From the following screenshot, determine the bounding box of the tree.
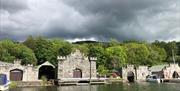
[23,35,36,50]
[124,43,150,65]
[106,46,127,69]
[152,40,167,48]
[165,41,178,62]
[108,39,120,47]
[0,39,16,62]
[0,39,37,65]
[33,37,56,65]
[147,45,167,65]
[14,44,37,65]
[73,44,89,56]
[97,65,109,76]
[58,42,73,56]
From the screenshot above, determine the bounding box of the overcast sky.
[0,0,180,42]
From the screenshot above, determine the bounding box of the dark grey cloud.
[0,0,179,42]
[0,0,29,13]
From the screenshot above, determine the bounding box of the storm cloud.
[0,0,179,42]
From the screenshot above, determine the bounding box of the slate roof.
[149,64,169,72]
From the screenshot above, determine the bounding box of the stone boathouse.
[149,63,180,79]
[122,65,149,82]
[57,49,97,81]
[0,49,97,82]
[122,64,180,82]
[0,60,56,81]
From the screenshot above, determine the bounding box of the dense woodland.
[0,36,180,75]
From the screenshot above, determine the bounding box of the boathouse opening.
[127,71,135,82]
[172,71,179,78]
[73,68,82,78]
[10,69,23,81]
[38,66,55,80]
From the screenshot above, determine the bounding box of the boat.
[146,75,162,83]
[0,74,11,91]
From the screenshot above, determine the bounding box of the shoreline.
[9,78,180,88]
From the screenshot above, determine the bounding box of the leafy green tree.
[33,37,56,65]
[87,44,109,74]
[51,39,68,57]
[14,44,37,65]
[177,42,180,56]
[165,42,178,62]
[152,40,167,48]
[58,42,73,56]
[124,43,150,65]
[88,44,107,67]
[108,39,120,47]
[23,35,36,50]
[106,46,127,69]
[97,65,109,76]
[0,39,15,62]
[73,44,89,56]
[147,45,167,65]
[0,39,37,65]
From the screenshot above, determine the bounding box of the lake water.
[9,82,180,91]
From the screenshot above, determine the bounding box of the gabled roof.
[38,61,55,69]
[149,64,168,72]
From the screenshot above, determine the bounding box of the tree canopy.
[0,36,180,75]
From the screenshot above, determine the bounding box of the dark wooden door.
[10,69,23,81]
[73,69,82,78]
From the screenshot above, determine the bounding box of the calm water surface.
[9,82,180,91]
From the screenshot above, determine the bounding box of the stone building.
[57,50,97,81]
[148,64,180,79]
[0,60,57,82]
[0,60,38,81]
[122,65,149,82]
[163,64,180,79]
[149,64,168,78]
[0,49,97,82]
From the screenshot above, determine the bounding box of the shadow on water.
[9,82,180,91]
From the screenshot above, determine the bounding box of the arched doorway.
[38,66,55,80]
[172,71,179,78]
[10,69,23,81]
[127,71,135,82]
[73,68,82,78]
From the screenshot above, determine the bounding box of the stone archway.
[127,71,135,82]
[172,71,179,78]
[38,66,55,80]
[73,68,82,78]
[10,69,23,81]
[38,61,55,80]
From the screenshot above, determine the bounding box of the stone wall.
[57,50,97,79]
[122,65,149,81]
[122,65,136,81]
[136,66,149,80]
[163,64,180,79]
[0,60,38,81]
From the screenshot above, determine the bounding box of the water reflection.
[58,85,97,91]
[9,83,180,91]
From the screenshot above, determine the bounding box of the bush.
[41,76,47,86]
[9,81,17,88]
